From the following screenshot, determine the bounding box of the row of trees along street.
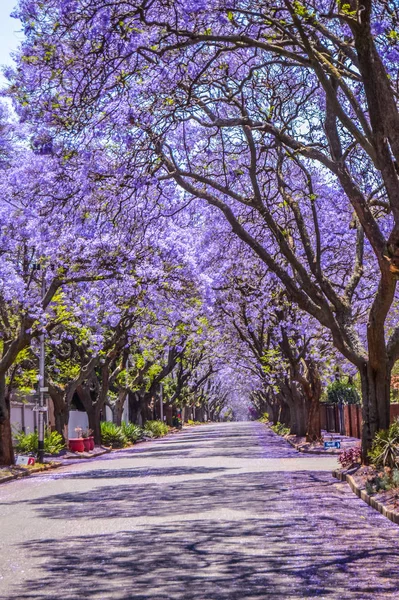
[1,0,399,462]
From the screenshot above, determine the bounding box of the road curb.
[63,448,110,459]
[285,435,342,455]
[0,450,108,485]
[332,469,399,526]
[0,425,196,486]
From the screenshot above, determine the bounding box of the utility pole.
[37,273,47,463]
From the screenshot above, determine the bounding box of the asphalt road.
[1,422,399,599]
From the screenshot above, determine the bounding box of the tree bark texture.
[0,374,14,465]
[360,361,391,460]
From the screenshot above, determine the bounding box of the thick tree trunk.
[112,403,124,427]
[278,380,298,434]
[76,384,103,445]
[280,390,298,435]
[111,390,127,426]
[0,373,14,465]
[87,405,102,446]
[54,407,69,441]
[360,361,391,460]
[278,401,291,428]
[138,392,153,425]
[292,385,308,438]
[306,395,321,443]
[128,393,141,425]
[50,391,69,440]
[268,400,280,424]
[294,359,322,443]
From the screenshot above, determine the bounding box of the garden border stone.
[332,468,399,526]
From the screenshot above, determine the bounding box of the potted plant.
[82,428,94,451]
[69,427,85,453]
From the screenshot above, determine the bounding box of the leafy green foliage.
[365,467,398,495]
[44,430,66,454]
[14,428,65,455]
[14,431,38,454]
[393,469,399,488]
[259,412,269,423]
[172,416,182,429]
[271,422,290,436]
[121,422,143,443]
[326,379,360,405]
[368,421,399,469]
[144,420,169,437]
[100,421,128,448]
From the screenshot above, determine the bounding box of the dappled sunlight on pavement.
[1,423,399,599]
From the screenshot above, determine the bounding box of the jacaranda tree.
[7,0,399,456]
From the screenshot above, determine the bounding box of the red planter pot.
[88,436,95,451]
[69,438,85,453]
[83,438,91,452]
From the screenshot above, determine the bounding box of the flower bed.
[333,465,399,525]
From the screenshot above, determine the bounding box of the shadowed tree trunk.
[77,362,111,446]
[278,400,291,429]
[278,382,297,434]
[110,390,128,426]
[300,360,322,443]
[87,403,102,446]
[128,392,141,425]
[48,386,70,441]
[0,374,14,465]
[360,361,391,461]
[291,383,308,438]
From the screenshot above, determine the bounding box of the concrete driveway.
[0,422,399,599]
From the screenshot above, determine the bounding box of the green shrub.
[172,416,182,428]
[326,379,360,405]
[271,422,290,436]
[100,421,127,448]
[365,468,395,495]
[121,422,143,444]
[259,412,269,423]
[144,420,169,438]
[14,428,65,455]
[14,431,38,454]
[368,424,399,469]
[44,430,65,454]
[393,469,399,488]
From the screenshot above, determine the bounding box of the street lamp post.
[37,271,47,463]
[37,329,46,463]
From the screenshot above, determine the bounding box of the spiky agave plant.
[369,428,399,469]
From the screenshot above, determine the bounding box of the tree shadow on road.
[112,426,303,461]
[7,471,336,520]
[3,469,399,599]
[48,466,233,481]
[3,513,399,599]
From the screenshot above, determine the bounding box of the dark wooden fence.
[320,403,399,439]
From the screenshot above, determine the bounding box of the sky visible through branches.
[1,0,399,465]
[0,1,20,85]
